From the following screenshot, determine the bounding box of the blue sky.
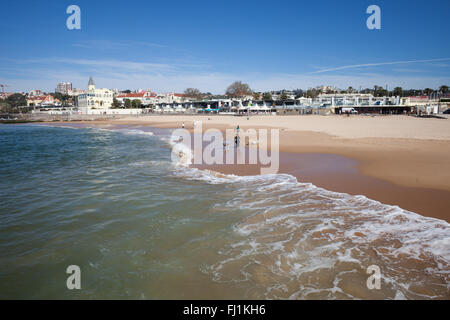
[0,0,449,93]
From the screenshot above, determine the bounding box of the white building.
[157,93,189,104]
[68,88,87,96]
[116,90,157,106]
[27,95,61,107]
[317,86,337,93]
[28,89,42,97]
[400,96,439,107]
[77,77,114,114]
[317,93,376,106]
[297,97,312,105]
[56,82,73,95]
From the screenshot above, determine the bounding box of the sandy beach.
[57,114,450,221]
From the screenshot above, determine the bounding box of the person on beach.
[234,134,240,147]
[236,125,240,135]
[182,122,185,129]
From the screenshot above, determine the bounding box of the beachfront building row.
[116,91,190,106]
[115,91,188,105]
[72,77,193,114]
[27,76,447,115]
[116,90,157,105]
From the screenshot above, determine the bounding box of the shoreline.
[194,152,450,222]
[39,115,450,222]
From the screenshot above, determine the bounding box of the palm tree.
[439,85,449,94]
[393,87,403,97]
[262,92,273,101]
[424,88,434,96]
[280,92,289,101]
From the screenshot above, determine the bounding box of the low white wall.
[78,108,145,115]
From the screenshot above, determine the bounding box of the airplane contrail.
[310,58,450,74]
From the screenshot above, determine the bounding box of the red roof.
[407,96,430,100]
[28,95,53,100]
[117,91,157,98]
[117,93,145,98]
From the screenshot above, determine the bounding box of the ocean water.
[0,124,449,299]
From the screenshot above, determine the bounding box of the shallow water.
[0,124,448,299]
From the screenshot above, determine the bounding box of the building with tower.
[77,76,114,114]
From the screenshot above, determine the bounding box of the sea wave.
[174,166,450,299]
[116,128,154,136]
[40,123,450,299]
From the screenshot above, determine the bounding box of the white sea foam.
[129,160,170,167]
[43,124,157,137]
[117,128,154,136]
[159,131,194,166]
[176,166,450,299]
[52,124,450,298]
[37,123,450,299]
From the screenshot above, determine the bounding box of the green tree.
[51,92,72,106]
[6,93,26,110]
[424,88,434,96]
[131,99,141,108]
[393,87,403,97]
[306,89,319,99]
[439,85,449,94]
[112,98,122,108]
[280,92,289,101]
[373,85,388,97]
[124,99,131,109]
[262,92,273,101]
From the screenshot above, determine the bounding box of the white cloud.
[72,40,167,49]
[15,57,174,72]
[2,57,449,93]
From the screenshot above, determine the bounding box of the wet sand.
[42,115,450,222]
[194,152,450,222]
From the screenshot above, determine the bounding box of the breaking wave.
[174,166,450,299]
